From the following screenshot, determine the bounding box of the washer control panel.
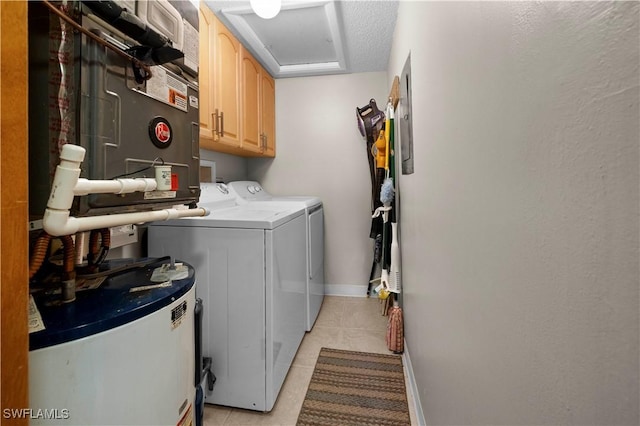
[227,181,272,201]
[247,185,263,194]
[199,182,235,204]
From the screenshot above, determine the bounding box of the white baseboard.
[324,284,368,297]
[403,339,427,426]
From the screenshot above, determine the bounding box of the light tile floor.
[203,296,417,426]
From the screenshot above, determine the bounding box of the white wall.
[248,72,388,292]
[200,148,248,182]
[388,2,639,425]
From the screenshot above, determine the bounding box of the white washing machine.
[147,183,307,412]
[227,181,324,332]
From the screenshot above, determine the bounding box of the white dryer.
[227,181,324,332]
[147,183,307,412]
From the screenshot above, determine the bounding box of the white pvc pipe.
[47,144,85,211]
[74,178,158,195]
[43,144,208,237]
[43,207,209,237]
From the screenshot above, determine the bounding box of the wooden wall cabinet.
[242,50,276,157]
[213,14,242,148]
[241,50,263,154]
[199,5,275,157]
[260,70,276,157]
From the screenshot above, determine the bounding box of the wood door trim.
[1,0,29,422]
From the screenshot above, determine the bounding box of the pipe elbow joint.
[43,209,78,237]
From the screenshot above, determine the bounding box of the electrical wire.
[109,158,164,179]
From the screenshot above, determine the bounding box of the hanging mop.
[387,101,401,295]
[384,99,404,354]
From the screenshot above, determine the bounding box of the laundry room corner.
[248,71,389,295]
[200,149,250,183]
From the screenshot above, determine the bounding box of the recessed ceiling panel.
[217,1,346,78]
[243,6,336,66]
[205,0,398,78]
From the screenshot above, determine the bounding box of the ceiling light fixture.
[250,0,281,19]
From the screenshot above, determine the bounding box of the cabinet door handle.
[213,110,219,135]
[219,111,224,137]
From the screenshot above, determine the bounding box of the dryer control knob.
[217,184,229,194]
[247,186,256,194]
[255,186,262,192]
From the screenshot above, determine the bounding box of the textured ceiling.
[204,0,398,78]
[340,0,398,73]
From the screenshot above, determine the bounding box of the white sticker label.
[171,301,188,330]
[182,19,199,74]
[146,67,189,112]
[29,295,45,334]
[144,190,177,200]
[189,95,199,109]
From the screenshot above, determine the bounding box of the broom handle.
[387,102,397,224]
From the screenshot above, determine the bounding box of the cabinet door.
[241,49,262,154]
[198,5,215,142]
[214,16,241,147]
[261,70,276,157]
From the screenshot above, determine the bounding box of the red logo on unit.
[155,122,171,143]
[148,117,173,149]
